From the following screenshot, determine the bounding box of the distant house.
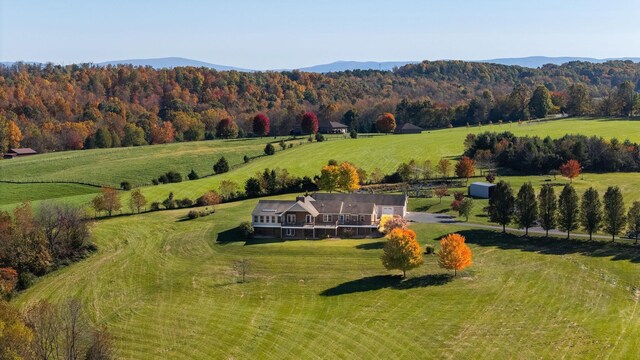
[319,121,348,134]
[394,123,423,134]
[468,182,496,199]
[251,192,407,239]
[3,148,37,159]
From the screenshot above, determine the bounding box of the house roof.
[319,121,348,129]
[8,148,37,155]
[252,200,296,216]
[284,200,320,217]
[311,193,406,207]
[469,182,496,188]
[394,123,423,132]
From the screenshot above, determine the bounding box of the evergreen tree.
[528,85,552,119]
[488,180,515,233]
[213,156,230,174]
[627,201,640,244]
[557,184,579,239]
[94,127,112,148]
[538,184,557,237]
[579,187,602,241]
[515,182,538,235]
[603,186,626,242]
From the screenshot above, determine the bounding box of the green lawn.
[0,182,100,210]
[14,196,640,359]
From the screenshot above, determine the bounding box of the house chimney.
[296,196,305,203]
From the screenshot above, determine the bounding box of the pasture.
[14,196,640,359]
[2,117,640,212]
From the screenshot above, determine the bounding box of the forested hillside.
[1,60,639,153]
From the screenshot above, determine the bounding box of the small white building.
[468,182,496,199]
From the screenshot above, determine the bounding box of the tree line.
[464,131,640,174]
[488,181,640,242]
[1,60,640,154]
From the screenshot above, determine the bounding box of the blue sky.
[1,0,639,69]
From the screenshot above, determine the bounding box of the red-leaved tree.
[560,159,581,183]
[252,113,270,137]
[301,112,319,134]
[375,113,396,134]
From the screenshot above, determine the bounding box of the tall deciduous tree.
[301,112,319,135]
[252,113,270,137]
[437,233,472,276]
[488,180,515,233]
[615,80,637,117]
[603,186,626,242]
[375,113,396,134]
[129,189,147,213]
[100,187,121,217]
[567,83,591,116]
[627,201,640,244]
[515,182,538,235]
[337,162,360,192]
[455,156,475,183]
[381,228,423,277]
[560,159,581,183]
[538,184,558,237]
[457,198,474,221]
[317,165,339,193]
[436,158,452,179]
[579,187,602,241]
[529,85,553,119]
[557,184,579,239]
[215,118,238,139]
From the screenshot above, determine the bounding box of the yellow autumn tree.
[437,233,473,276]
[6,120,23,149]
[317,165,340,192]
[381,228,423,277]
[337,162,360,192]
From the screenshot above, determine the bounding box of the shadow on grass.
[458,229,640,263]
[216,228,245,244]
[355,241,385,250]
[320,274,453,296]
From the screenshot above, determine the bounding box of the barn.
[394,123,423,134]
[468,182,496,199]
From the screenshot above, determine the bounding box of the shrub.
[264,143,275,155]
[150,202,161,211]
[350,130,358,139]
[214,156,230,174]
[279,140,286,150]
[315,133,325,142]
[453,191,465,201]
[485,172,496,183]
[288,143,293,149]
[178,198,193,208]
[165,171,182,183]
[17,272,36,291]
[188,169,199,180]
[243,155,250,163]
[120,181,131,191]
[187,210,200,219]
[151,178,159,185]
[239,221,254,238]
[424,245,435,255]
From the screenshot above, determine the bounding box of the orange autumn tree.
[437,233,472,276]
[381,228,423,277]
[560,159,581,183]
[6,120,23,149]
[455,156,475,183]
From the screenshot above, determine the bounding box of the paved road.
[405,212,625,241]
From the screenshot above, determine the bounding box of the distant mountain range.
[2,56,640,73]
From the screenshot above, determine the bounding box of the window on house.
[306,215,312,223]
[266,216,270,223]
[259,216,264,223]
[254,216,258,222]
[287,214,296,223]
[272,216,276,223]
[277,216,282,223]
[360,215,365,221]
[286,228,295,236]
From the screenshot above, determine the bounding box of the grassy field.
[2,117,640,210]
[14,196,640,359]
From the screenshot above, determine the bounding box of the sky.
[1,0,639,70]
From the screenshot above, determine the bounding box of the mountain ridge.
[2,56,639,72]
